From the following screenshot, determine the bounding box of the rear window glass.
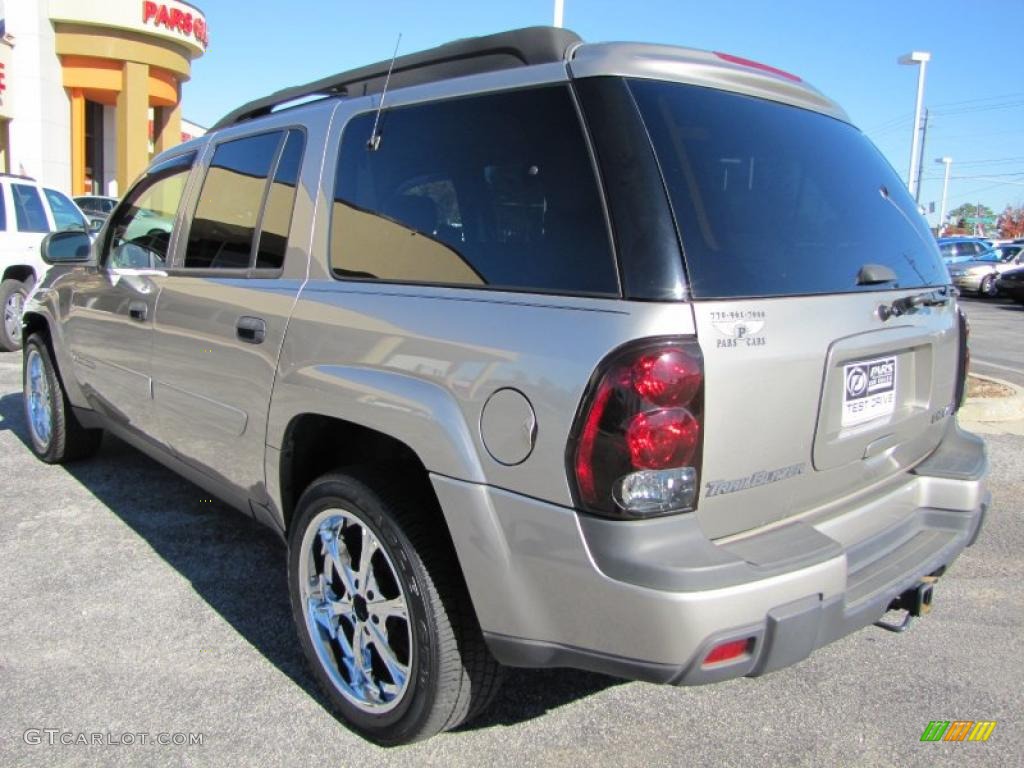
[186,131,283,270]
[629,80,947,298]
[330,85,618,296]
[12,184,50,233]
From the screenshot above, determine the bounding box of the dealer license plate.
[842,356,897,427]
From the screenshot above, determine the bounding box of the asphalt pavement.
[959,296,1024,389]
[0,348,1021,768]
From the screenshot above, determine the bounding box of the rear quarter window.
[329,85,618,296]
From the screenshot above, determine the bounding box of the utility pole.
[554,0,564,27]
[914,108,929,203]
[936,156,953,235]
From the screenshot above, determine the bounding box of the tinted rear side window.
[186,131,283,270]
[0,186,6,230]
[12,184,50,233]
[629,80,947,298]
[256,129,305,269]
[330,85,618,296]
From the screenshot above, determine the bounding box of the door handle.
[236,316,267,344]
[128,301,148,321]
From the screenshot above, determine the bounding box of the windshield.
[629,79,948,299]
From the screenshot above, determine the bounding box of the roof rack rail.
[212,26,582,130]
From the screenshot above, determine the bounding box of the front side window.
[330,85,618,295]
[185,129,303,271]
[12,184,50,233]
[105,154,194,269]
[44,189,88,232]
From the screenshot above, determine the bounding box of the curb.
[959,373,1024,423]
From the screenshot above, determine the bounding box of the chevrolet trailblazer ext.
[23,28,988,744]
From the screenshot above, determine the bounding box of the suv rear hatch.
[627,78,957,539]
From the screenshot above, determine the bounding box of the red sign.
[142,2,208,48]
[0,63,5,94]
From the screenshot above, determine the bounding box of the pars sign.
[142,2,209,49]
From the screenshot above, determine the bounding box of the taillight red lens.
[569,338,704,518]
[626,408,699,469]
[631,348,701,406]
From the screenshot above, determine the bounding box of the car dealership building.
[0,0,207,197]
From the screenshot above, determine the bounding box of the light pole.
[936,156,953,235]
[554,0,564,27]
[898,51,931,199]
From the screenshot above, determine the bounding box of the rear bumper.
[432,423,988,684]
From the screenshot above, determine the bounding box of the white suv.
[1,174,89,350]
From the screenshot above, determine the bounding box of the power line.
[930,99,1024,117]
[929,90,1024,109]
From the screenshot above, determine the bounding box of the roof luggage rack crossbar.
[213,26,582,130]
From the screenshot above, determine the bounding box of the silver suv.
[22,27,988,745]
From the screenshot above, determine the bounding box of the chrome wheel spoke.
[319,524,358,596]
[356,525,380,591]
[368,596,408,623]
[368,622,409,689]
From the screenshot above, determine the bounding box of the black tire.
[1,278,29,352]
[22,333,103,463]
[979,275,998,298]
[288,470,503,745]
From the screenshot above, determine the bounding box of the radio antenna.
[368,33,402,151]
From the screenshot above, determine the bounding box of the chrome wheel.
[299,508,412,714]
[981,275,998,297]
[4,289,24,345]
[25,348,53,450]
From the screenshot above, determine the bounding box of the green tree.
[947,202,994,229]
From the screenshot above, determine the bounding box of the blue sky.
[183,0,1024,228]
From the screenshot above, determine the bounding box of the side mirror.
[41,230,93,265]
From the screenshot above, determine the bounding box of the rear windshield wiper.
[877,287,954,321]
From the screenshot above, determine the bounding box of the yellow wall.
[54,25,198,194]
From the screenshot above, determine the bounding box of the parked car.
[73,195,119,217]
[1,174,89,351]
[21,27,987,745]
[73,195,120,234]
[947,245,1024,297]
[991,243,1024,266]
[996,264,1024,303]
[937,237,990,265]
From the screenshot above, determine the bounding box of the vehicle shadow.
[0,391,622,736]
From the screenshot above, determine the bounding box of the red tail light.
[569,338,704,518]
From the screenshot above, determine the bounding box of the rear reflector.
[713,52,802,82]
[703,638,753,666]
